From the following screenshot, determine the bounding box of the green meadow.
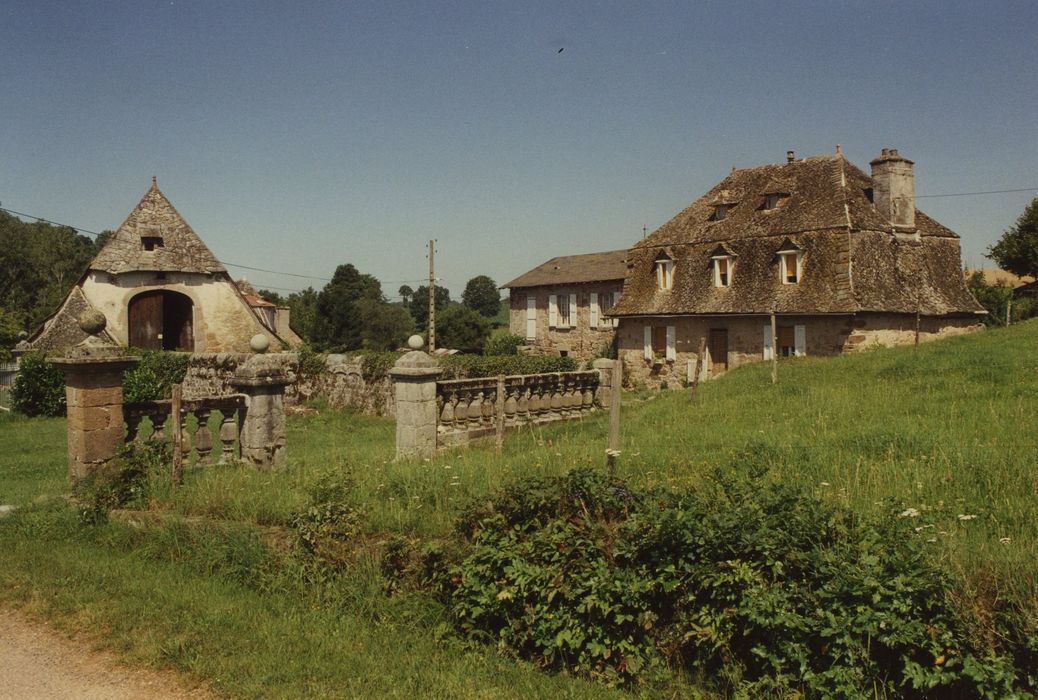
[1,320,1036,697]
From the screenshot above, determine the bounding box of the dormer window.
[776,239,803,285]
[711,204,731,221]
[709,245,736,288]
[762,193,788,211]
[655,257,675,291]
[141,236,164,251]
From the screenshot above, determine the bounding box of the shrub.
[122,349,190,403]
[483,332,525,356]
[75,440,169,524]
[10,352,65,417]
[296,343,327,379]
[438,354,578,379]
[291,470,363,569]
[435,467,1022,694]
[436,305,491,352]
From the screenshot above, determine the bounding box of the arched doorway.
[128,290,194,351]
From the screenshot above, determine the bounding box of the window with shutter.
[526,297,537,340]
[762,324,774,360]
[568,293,577,329]
[777,325,796,357]
[557,294,571,328]
[589,293,599,328]
[665,326,676,361]
[548,295,558,328]
[643,326,653,361]
[794,325,807,356]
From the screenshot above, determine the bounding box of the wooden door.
[163,293,194,351]
[708,328,728,376]
[128,291,163,350]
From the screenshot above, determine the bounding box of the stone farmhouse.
[502,249,629,360]
[609,147,985,386]
[27,179,300,353]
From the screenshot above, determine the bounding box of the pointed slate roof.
[90,179,225,274]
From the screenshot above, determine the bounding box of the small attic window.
[142,236,164,251]
[762,193,788,211]
[710,245,736,288]
[654,253,675,291]
[710,204,731,221]
[776,239,803,285]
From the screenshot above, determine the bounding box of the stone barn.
[608,147,986,386]
[27,179,299,353]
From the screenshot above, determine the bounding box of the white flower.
[443,465,452,469]
[899,508,921,518]
[927,537,937,543]
[958,514,977,521]
[819,482,831,487]
[1000,537,1012,545]
[605,448,621,457]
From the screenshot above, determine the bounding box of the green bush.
[296,343,327,379]
[438,354,578,379]
[291,470,363,569]
[483,332,525,356]
[431,467,1023,694]
[122,349,190,403]
[10,352,65,417]
[75,440,169,524]
[436,305,491,352]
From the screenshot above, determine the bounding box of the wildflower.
[819,482,831,487]
[605,448,621,458]
[958,514,977,521]
[899,508,920,518]
[914,524,934,532]
[1000,537,1012,545]
[927,537,937,543]
[444,465,452,470]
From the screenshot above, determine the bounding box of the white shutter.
[702,346,712,380]
[548,295,557,328]
[666,326,676,361]
[794,325,807,356]
[526,297,537,341]
[643,326,653,361]
[762,324,774,360]
[589,293,599,328]
[568,294,577,329]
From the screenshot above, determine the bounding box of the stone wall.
[617,313,983,388]
[181,352,395,416]
[509,282,624,360]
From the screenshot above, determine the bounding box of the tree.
[436,305,490,352]
[461,275,501,318]
[258,289,287,306]
[988,197,1038,279]
[398,285,414,306]
[409,285,451,329]
[356,298,414,350]
[285,287,318,342]
[311,264,386,351]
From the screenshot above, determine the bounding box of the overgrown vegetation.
[9,351,65,416]
[391,467,1026,695]
[967,271,1036,326]
[121,349,191,403]
[75,440,170,524]
[483,332,525,356]
[439,353,578,378]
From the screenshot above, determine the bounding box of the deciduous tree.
[461,275,501,318]
[988,197,1038,279]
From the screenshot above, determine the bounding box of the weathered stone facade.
[617,313,983,388]
[509,282,624,360]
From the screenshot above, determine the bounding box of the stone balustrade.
[436,370,599,448]
[125,395,247,465]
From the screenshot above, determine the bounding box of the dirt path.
[0,609,213,700]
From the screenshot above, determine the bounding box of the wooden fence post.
[495,374,505,453]
[690,337,706,402]
[770,312,778,384]
[1007,299,1013,327]
[606,360,622,477]
[171,383,183,484]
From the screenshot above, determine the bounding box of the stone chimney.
[870,148,915,230]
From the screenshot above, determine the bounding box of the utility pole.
[427,239,436,352]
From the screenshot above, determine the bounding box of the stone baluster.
[438,392,455,431]
[125,413,143,443]
[194,408,214,464]
[219,411,238,463]
[150,411,168,442]
[517,385,530,422]
[527,382,542,421]
[504,386,518,426]
[453,390,469,431]
[481,388,494,426]
[468,390,483,429]
[549,378,564,420]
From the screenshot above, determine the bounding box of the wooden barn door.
[163,293,194,351]
[128,291,163,350]
[708,328,728,376]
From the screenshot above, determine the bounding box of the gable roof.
[502,249,629,289]
[610,152,983,318]
[89,179,225,274]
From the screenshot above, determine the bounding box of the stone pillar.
[389,339,443,460]
[231,350,292,469]
[50,356,139,485]
[592,358,617,408]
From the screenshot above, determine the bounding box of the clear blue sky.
[3,1,1037,298]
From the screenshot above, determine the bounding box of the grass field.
[2,320,1036,696]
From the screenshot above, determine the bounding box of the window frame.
[779,251,802,285]
[762,193,786,211]
[655,259,675,291]
[712,255,734,288]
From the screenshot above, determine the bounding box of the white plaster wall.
[80,271,281,352]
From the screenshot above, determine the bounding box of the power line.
[0,204,427,288]
[916,187,1038,199]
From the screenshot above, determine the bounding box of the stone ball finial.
[78,309,107,336]
[250,334,270,353]
[407,334,424,350]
